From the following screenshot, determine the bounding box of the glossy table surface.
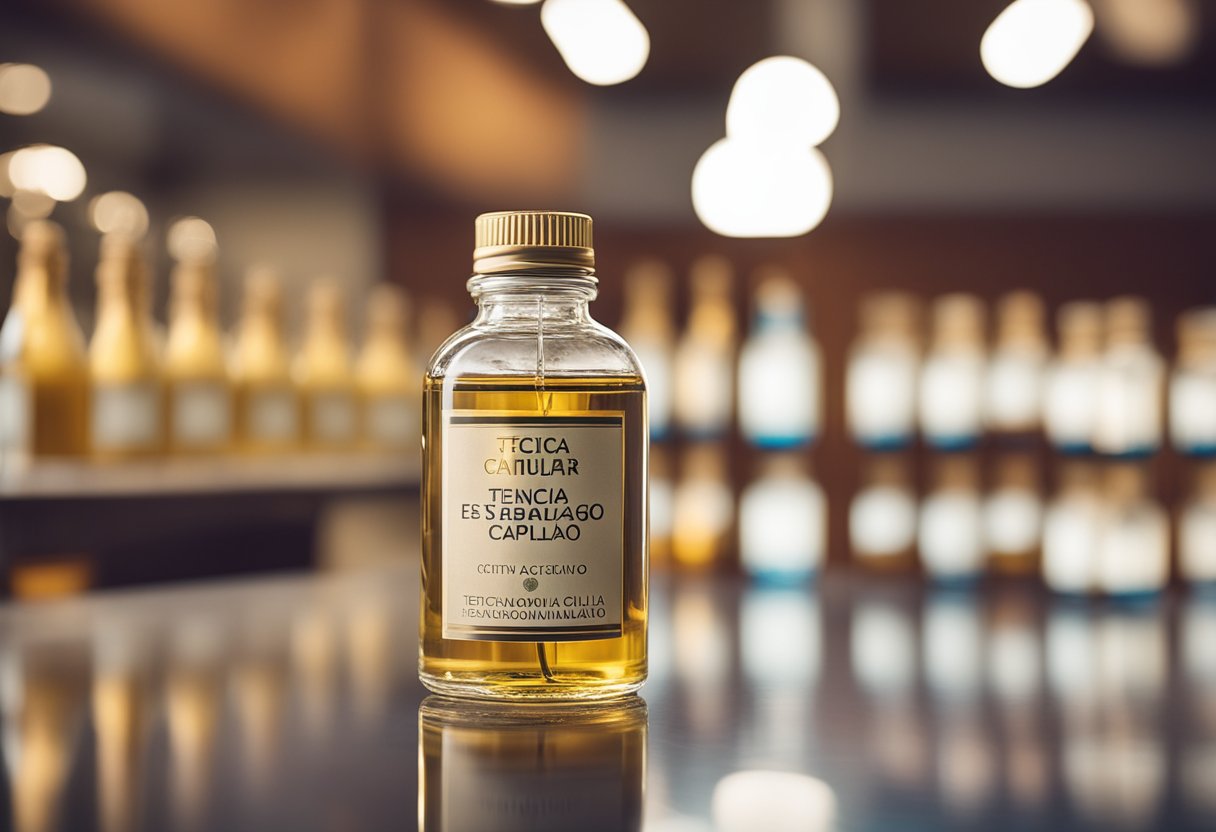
[1,562,1214,831]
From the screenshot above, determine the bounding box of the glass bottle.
[673,255,735,439]
[1043,301,1103,455]
[296,278,358,450]
[355,283,419,451]
[619,258,675,441]
[1179,461,1216,588]
[164,253,231,454]
[850,454,917,571]
[1041,459,1103,595]
[1170,308,1216,457]
[737,266,821,448]
[919,454,985,585]
[983,452,1043,575]
[1095,463,1169,599]
[89,234,162,459]
[738,452,826,584]
[232,267,299,453]
[984,291,1047,440]
[1094,296,1164,458]
[920,294,986,451]
[846,291,920,450]
[0,220,89,460]
[671,441,733,570]
[420,211,647,701]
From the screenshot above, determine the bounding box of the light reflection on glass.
[711,770,836,832]
[923,594,983,704]
[851,601,915,702]
[290,608,338,741]
[418,695,646,832]
[346,587,397,728]
[672,580,733,737]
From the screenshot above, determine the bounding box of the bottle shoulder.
[427,320,644,382]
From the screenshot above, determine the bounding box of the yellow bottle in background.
[164,253,231,454]
[89,234,162,460]
[232,267,299,453]
[355,283,419,451]
[0,221,90,461]
[296,278,357,450]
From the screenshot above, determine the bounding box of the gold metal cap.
[473,210,594,273]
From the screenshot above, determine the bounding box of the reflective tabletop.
[2,564,1214,831]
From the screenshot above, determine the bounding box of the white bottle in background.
[673,256,735,439]
[1095,463,1169,598]
[850,454,917,569]
[1094,297,1164,458]
[737,267,821,448]
[984,453,1043,575]
[738,453,826,583]
[846,292,920,450]
[920,294,986,451]
[1042,460,1103,595]
[919,455,985,584]
[1180,462,1216,587]
[1043,301,1104,455]
[985,291,1047,437]
[1170,308,1216,457]
[619,259,676,441]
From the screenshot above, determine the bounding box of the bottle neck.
[469,271,598,329]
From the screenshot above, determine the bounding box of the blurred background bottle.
[1095,462,1169,599]
[738,453,826,584]
[649,444,674,569]
[296,279,358,450]
[619,258,675,442]
[1170,308,1216,457]
[920,294,985,451]
[1179,461,1216,588]
[1094,297,1163,458]
[232,267,299,453]
[0,220,89,460]
[164,252,232,454]
[985,291,1047,441]
[673,255,735,439]
[919,454,985,585]
[846,292,919,450]
[984,453,1043,576]
[1043,301,1104,455]
[737,266,821,449]
[672,442,733,570]
[850,454,917,572]
[89,234,162,459]
[1041,459,1103,595]
[355,284,418,452]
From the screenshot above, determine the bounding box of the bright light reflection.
[851,602,915,700]
[1097,0,1198,66]
[10,190,54,220]
[89,191,149,239]
[0,64,52,115]
[541,0,650,86]
[7,145,86,201]
[981,0,1094,89]
[741,590,819,686]
[167,217,217,263]
[0,151,15,197]
[692,138,832,238]
[712,770,836,832]
[726,56,839,147]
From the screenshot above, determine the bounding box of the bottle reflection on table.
[1,641,89,832]
[418,695,647,832]
[92,623,154,832]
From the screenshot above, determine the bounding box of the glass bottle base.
[419,668,645,702]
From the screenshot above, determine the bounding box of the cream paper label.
[172,382,231,446]
[92,382,159,450]
[442,412,624,642]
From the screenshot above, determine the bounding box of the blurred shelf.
[0,453,420,500]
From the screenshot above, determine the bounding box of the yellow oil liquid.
[420,375,647,700]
